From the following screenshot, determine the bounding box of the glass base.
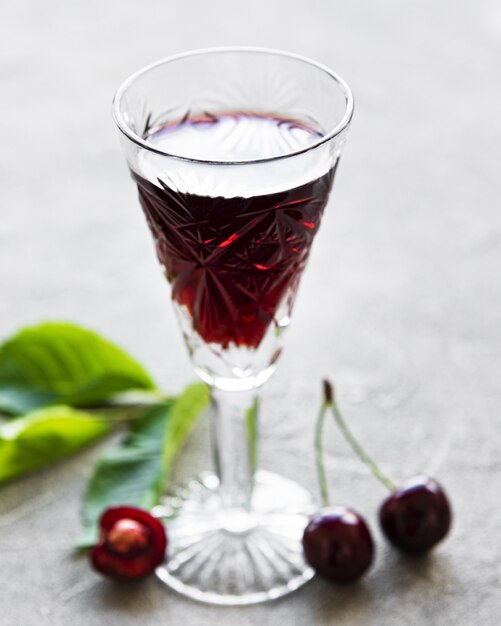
[154,470,316,605]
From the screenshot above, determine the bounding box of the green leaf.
[0,386,59,416]
[77,383,209,548]
[0,322,155,414]
[0,406,112,484]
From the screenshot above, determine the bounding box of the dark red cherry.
[302,506,374,582]
[379,475,451,554]
[91,506,167,580]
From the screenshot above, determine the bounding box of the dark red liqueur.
[134,166,336,349]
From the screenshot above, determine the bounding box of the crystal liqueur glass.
[113,48,353,605]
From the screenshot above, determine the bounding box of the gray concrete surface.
[1,0,500,624]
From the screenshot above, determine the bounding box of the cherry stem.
[314,394,331,508]
[323,379,396,492]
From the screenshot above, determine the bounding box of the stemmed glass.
[113,47,353,605]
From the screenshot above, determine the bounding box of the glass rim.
[112,46,354,166]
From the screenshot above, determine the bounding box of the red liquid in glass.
[134,113,336,349]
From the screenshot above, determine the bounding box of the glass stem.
[211,387,259,510]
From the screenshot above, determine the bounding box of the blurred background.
[1,1,500,624]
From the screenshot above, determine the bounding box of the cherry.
[304,382,374,582]
[379,475,451,554]
[323,379,452,555]
[106,518,150,556]
[91,506,167,580]
[303,507,374,582]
